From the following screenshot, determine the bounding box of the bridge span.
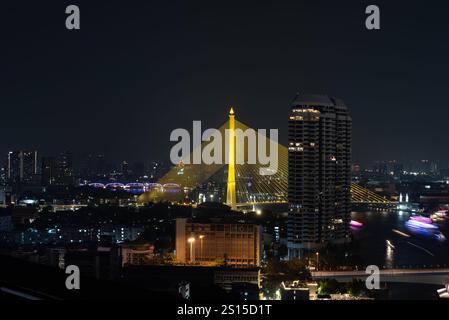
[312,269,449,285]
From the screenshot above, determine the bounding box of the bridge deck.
[312,269,449,285]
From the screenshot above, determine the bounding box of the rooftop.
[292,94,334,107]
[292,93,347,109]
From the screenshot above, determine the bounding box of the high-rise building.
[41,152,74,186]
[41,156,56,186]
[0,166,6,204]
[55,152,74,185]
[6,151,38,185]
[176,217,262,267]
[0,166,6,187]
[120,160,129,179]
[287,94,351,257]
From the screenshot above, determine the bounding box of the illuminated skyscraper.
[226,107,237,210]
[287,94,351,257]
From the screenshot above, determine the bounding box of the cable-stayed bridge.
[138,113,390,206]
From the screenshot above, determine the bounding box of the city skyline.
[2,1,449,166]
[2,0,449,304]
[2,146,448,177]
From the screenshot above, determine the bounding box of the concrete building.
[119,241,154,266]
[287,94,351,257]
[280,281,318,300]
[176,217,262,267]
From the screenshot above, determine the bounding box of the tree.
[317,279,341,295]
[347,279,366,296]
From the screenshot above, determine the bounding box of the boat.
[410,215,432,224]
[350,220,363,228]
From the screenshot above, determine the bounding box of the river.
[351,210,448,300]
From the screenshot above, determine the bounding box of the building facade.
[176,218,262,267]
[119,241,154,266]
[287,94,351,257]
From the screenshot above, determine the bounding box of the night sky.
[1,0,449,167]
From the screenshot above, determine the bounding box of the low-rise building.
[119,241,154,266]
[176,217,262,267]
[0,213,13,232]
[281,281,309,300]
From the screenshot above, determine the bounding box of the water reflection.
[351,210,449,268]
[386,245,394,269]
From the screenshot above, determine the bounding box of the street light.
[188,237,195,263]
[316,252,319,270]
[199,235,205,263]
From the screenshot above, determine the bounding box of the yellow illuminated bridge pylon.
[226,107,237,210]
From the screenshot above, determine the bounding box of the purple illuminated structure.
[350,220,363,231]
[350,220,363,227]
[405,219,438,230]
[85,181,181,194]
